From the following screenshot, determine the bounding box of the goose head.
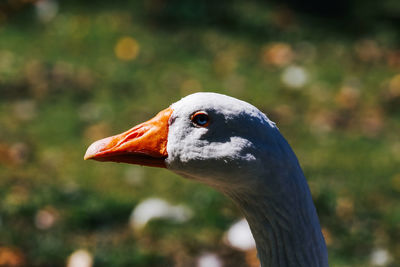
[85,92,292,194]
[84,92,329,267]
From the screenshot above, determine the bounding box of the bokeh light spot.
[370,248,391,266]
[196,253,222,267]
[67,249,93,267]
[0,247,24,267]
[34,207,58,230]
[115,37,140,61]
[261,43,293,67]
[281,65,309,88]
[225,218,256,251]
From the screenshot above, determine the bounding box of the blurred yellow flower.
[115,37,140,61]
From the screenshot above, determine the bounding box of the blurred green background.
[1,0,400,266]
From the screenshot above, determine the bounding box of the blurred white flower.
[281,65,309,88]
[130,198,192,230]
[35,0,59,23]
[370,248,391,266]
[225,218,256,251]
[67,249,93,267]
[197,253,223,267]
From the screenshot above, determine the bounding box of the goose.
[84,92,329,267]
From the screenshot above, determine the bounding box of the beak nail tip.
[84,140,105,161]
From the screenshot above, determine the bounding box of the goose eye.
[191,112,210,127]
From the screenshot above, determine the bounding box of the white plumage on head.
[85,92,329,267]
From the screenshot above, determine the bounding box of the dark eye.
[191,112,210,127]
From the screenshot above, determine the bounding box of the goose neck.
[227,179,329,267]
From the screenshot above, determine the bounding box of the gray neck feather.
[226,169,329,267]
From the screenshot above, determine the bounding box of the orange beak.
[84,107,172,168]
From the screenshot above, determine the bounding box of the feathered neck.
[226,163,329,267]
